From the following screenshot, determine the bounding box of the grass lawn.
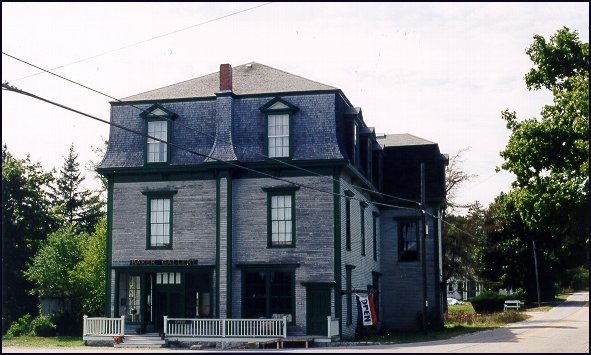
[1,336,83,347]
[365,301,530,344]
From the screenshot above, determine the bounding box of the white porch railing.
[164,316,287,338]
[83,315,125,339]
[327,316,340,337]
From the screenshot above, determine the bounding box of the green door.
[306,285,331,336]
[155,286,183,332]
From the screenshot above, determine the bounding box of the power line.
[1,83,418,213]
[4,81,477,240]
[2,51,421,207]
[8,2,273,83]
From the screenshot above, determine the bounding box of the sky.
[2,2,589,211]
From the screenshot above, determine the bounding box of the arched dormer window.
[260,98,299,159]
[140,104,177,164]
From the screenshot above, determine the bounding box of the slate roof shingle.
[121,62,339,102]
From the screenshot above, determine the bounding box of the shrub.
[31,316,57,337]
[6,314,33,337]
[50,310,82,336]
[564,266,589,291]
[469,291,510,313]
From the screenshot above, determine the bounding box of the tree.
[85,137,108,193]
[2,145,56,333]
[442,202,486,283]
[489,27,589,300]
[478,193,560,301]
[441,149,482,287]
[444,147,478,214]
[50,143,104,234]
[23,225,85,300]
[71,217,106,316]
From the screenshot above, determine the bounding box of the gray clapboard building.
[97,62,448,339]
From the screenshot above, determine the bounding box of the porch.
[82,315,340,346]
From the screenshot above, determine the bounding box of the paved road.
[291,291,589,353]
[3,291,588,353]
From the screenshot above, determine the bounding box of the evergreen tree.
[49,143,104,234]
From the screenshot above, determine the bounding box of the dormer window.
[140,104,177,165]
[353,121,360,166]
[260,98,299,159]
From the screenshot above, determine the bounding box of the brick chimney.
[220,64,232,91]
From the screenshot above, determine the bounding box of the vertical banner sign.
[355,293,377,326]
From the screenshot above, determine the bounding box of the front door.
[154,287,183,332]
[306,285,331,336]
[153,272,184,332]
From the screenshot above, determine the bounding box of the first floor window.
[149,197,172,248]
[398,219,418,261]
[243,270,294,322]
[345,266,353,325]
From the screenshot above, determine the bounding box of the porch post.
[163,316,168,336]
[283,316,287,338]
[121,315,125,336]
[83,315,88,336]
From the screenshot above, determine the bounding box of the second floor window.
[268,114,290,158]
[149,197,172,248]
[270,194,294,246]
[147,120,168,163]
[398,219,418,261]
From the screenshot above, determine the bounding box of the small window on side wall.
[398,219,418,261]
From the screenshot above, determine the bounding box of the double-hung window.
[398,219,418,261]
[143,190,177,249]
[268,114,290,158]
[260,97,299,159]
[147,121,167,163]
[140,104,177,165]
[263,186,299,248]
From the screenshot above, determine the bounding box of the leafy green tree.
[2,145,56,333]
[23,225,85,300]
[479,193,560,301]
[50,143,104,234]
[71,217,106,316]
[488,27,589,300]
[443,202,486,284]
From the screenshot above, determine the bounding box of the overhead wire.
[4,55,479,237]
[1,82,419,213]
[7,2,273,83]
[2,51,421,207]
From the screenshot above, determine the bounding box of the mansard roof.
[377,133,436,148]
[121,62,339,102]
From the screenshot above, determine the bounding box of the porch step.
[115,334,167,348]
[287,325,306,337]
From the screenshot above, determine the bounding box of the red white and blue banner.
[356,293,377,326]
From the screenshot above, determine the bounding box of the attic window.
[260,98,299,159]
[140,104,177,165]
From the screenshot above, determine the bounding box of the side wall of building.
[379,205,442,331]
[339,175,381,339]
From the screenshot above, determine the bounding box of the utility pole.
[533,240,541,308]
[420,163,428,333]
